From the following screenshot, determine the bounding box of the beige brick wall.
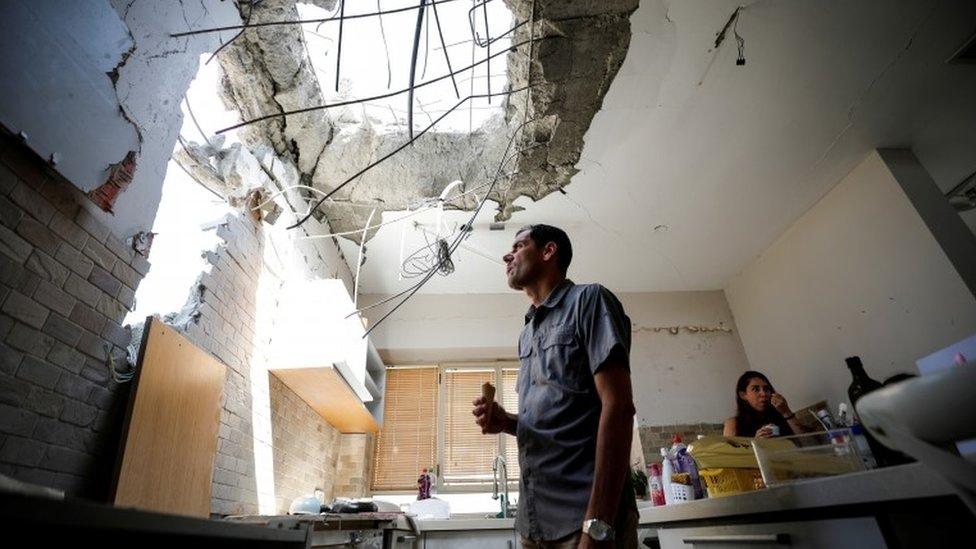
[638,422,725,467]
[332,433,375,498]
[269,373,341,513]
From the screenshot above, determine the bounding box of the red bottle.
[648,463,666,506]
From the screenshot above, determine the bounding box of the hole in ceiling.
[297,0,513,134]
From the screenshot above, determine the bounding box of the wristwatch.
[582,518,614,541]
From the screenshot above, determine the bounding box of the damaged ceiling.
[175,0,639,241]
[171,0,976,297]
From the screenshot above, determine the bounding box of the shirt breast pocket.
[539,326,588,394]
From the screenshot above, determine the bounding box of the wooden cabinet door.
[112,317,226,517]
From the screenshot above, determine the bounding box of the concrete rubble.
[197,0,637,241]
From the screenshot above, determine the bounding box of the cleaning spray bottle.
[660,447,674,505]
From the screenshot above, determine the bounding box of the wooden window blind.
[441,368,498,484]
[501,367,520,479]
[371,367,438,491]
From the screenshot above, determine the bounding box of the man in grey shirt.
[474,224,639,548]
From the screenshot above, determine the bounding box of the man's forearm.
[503,412,518,436]
[584,401,632,528]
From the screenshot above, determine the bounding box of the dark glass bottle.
[846,356,882,405]
[845,356,910,467]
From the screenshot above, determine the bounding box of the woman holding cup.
[723,371,808,438]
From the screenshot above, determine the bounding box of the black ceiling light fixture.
[715,7,746,66]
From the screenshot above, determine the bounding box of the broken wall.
[162,199,368,514]
[0,133,144,498]
[1,0,242,240]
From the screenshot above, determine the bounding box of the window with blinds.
[501,368,520,480]
[371,367,438,491]
[371,363,520,492]
[441,368,499,484]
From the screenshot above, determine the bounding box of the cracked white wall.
[0,1,139,193]
[106,0,242,239]
[0,0,244,240]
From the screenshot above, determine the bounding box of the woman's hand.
[472,396,508,434]
[755,425,775,438]
[770,392,792,416]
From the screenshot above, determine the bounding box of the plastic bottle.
[417,468,432,500]
[670,434,687,454]
[837,403,850,427]
[648,463,665,506]
[670,437,704,500]
[660,448,674,505]
[850,422,878,469]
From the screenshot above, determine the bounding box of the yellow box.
[698,468,765,498]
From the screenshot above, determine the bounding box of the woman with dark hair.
[723,371,808,438]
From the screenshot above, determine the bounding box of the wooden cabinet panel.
[112,317,226,517]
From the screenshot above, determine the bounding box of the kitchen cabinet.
[422,529,518,548]
[656,518,885,549]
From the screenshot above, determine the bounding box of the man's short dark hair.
[518,224,573,274]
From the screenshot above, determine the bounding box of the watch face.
[586,519,611,541]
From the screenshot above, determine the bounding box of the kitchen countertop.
[638,463,956,526]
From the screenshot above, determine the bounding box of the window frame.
[371,361,520,495]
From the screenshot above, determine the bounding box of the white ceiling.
[342,0,976,295]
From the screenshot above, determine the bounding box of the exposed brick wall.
[163,212,264,516]
[170,212,379,515]
[333,433,375,498]
[269,373,341,513]
[0,132,378,512]
[0,134,145,498]
[638,423,725,467]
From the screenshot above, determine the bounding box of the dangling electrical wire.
[286,80,543,230]
[216,36,543,134]
[376,0,392,89]
[174,0,466,38]
[714,7,746,66]
[206,0,264,65]
[407,0,428,141]
[353,13,540,336]
[357,115,537,337]
[353,207,377,308]
[430,0,460,98]
[335,0,345,91]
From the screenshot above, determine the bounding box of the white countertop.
[638,463,955,525]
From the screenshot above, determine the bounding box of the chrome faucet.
[492,455,512,518]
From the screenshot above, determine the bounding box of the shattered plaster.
[198,0,637,242]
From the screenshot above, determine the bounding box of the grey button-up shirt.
[515,279,635,541]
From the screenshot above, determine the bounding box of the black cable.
[206,0,263,65]
[172,0,467,37]
[733,11,746,66]
[467,0,495,47]
[408,0,428,142]
[376,0,392,89]
[359,117,535,337]
[217,36,546,134]
[430,0,460,98]
[335,0,344,91]
[483,0,491,103]
[422,1,431,79]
